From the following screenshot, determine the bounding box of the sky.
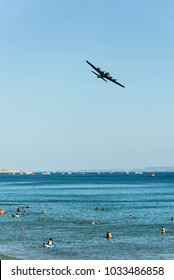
[0,0,174,171]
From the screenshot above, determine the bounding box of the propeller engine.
[104,72,110,76]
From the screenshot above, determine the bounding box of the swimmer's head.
[48,238,53,244]
[106,231,112,239]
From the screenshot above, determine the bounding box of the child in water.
[43,238,54,247]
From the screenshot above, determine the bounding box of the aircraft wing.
[106,76,125,88]
[86,60,102,74]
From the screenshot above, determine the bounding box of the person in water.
[48,238,53,245]
[43,238,54,247]
[161,226,166,234]
[42,211,48,215]
[106,231,113,239]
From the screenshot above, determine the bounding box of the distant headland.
[0,168,32,174]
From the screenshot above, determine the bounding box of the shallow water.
[0,172,174,260]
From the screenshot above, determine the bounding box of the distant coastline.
[1,167,174,174]
[0,168,31,174]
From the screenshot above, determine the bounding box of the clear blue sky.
[0,0,174,171]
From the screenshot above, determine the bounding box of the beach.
[0,172,174,260]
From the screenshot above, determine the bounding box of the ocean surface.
[0,172,174,260]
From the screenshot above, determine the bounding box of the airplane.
[86,60,125,88]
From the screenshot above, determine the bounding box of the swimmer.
[95,207,98,211]
[48,238,53,245]
[129,214,133,219]
[41,218,44,222]
[23,211,26,216]
[43,238,55,247]
[161,226,166,234]
[0,209,5,215]
[16,214,19,218]
[38,217,41,221]
[42,211,48,215]
[106,231,113,239]
[20,226,25,230]
[91,221,95,225]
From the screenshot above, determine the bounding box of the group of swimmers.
[95,207,105,211]
[10,206,28,218]
[8,205,50,230]
[91,220,101,225]
[4,204,171,249]
[38,217,45,222]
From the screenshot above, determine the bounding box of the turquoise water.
[0,172,174,260]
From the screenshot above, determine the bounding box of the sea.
[0,172,174,260]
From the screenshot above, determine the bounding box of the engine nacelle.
[105,72,110,76]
